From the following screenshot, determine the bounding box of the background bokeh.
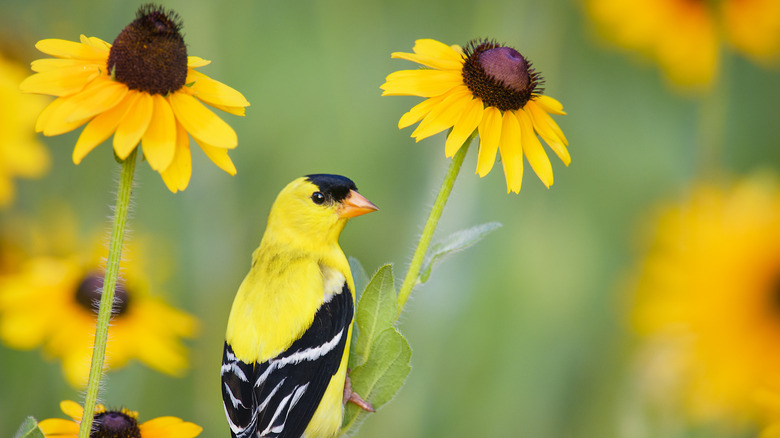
[1,0,778,437]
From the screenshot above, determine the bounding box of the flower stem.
[695,54,728,183]
[396,136,473,320]
[78,149,137,438]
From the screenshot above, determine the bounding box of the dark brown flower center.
[107,4,188,95]
[75,272,130,316]
[91,410,141,438]
[461,39,544,112]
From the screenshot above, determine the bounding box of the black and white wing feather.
[222,284,353,438]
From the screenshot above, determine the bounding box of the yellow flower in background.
[19,5,250,192]
[0,51,50,206]
[38,400,202,438]
[723,0,780,62]
[632,174,780,425]
[586,0,780,89]
[381,39,569,194]
[757,386,780,438]
[0,232,198,387]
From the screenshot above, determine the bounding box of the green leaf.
[348,256,369,301]
[419,222,502,284]
[341,327,412,435]
[14,417,44,438]
[349,264,396,368]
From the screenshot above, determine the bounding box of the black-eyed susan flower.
[631,174,780,426]
[0,51,50,206]
[19,5,249,192]
[586,0,780,88]
[381,38,569,193]
[38,400,202,438]
[0,233,198,387]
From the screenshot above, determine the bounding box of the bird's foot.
[343,373,375,412]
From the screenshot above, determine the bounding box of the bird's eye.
[311,192,325,205]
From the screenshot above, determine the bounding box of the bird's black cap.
[305,174,357,203]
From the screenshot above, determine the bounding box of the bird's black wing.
[221,283,353,438]
[223,342,257,437]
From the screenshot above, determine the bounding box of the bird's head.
[265,174,378,249]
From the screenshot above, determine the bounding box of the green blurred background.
[0,0,778,436]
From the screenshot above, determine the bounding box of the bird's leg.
[343,372,375,412]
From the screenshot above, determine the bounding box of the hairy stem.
[78,149,137,438]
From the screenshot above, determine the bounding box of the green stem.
[396,136,473,320]
[695,73,726,183]
[695,45,729,183]
[78,149,137,438]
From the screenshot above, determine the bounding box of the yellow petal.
[35,97,63,133]
[498,111,525,193]
[518,109,553,188]
[0,308,50,348]
[445,98,484,157]
[62,79,128,122]
[0,135,49,178]
[186,69,250,109]
[380,69,462,97]
[526,100,568,145]
[140,416,183,429]
[411,87,472,141]
[391,51,463,71]
[38,418,79,436]
[61,350,91,387]
[187,56,211,68]
[476,107,502,177]
[391,39,464,70]
[30,58,97,73]
[408,39,463,61]
[531,95,566,115]
[140,417,203,438]
[37,96,92,136]
[61,400,84,421]
[763,424,780,438]
[80,35,111,51]
[161,123,192,193]
[19,64,100,96]
[135,324,189,375]
[398,94,445,129]
[32,77,121,135]
[35,38,108,61]
[168,92,237,148]
[73,92,137,164]
[207,104,246,116]
[113,92,153,159]
[141,95,177,171]
[540,133,571,166]
[196,140,237,175]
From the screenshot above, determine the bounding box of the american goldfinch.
[222,174,378,438]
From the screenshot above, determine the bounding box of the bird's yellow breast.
[225,242,353,363]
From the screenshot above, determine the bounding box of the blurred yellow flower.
[0,51,50,206]
[632,174,780,425]
[38,400,202,438]
[586,0,780,88]
[0,231,198,387]
[19,5,250,192]
[757,386,780,438]
[381,39,569,193]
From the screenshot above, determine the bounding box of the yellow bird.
[222,174,378,438]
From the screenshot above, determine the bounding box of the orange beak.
[338,190,379,218]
